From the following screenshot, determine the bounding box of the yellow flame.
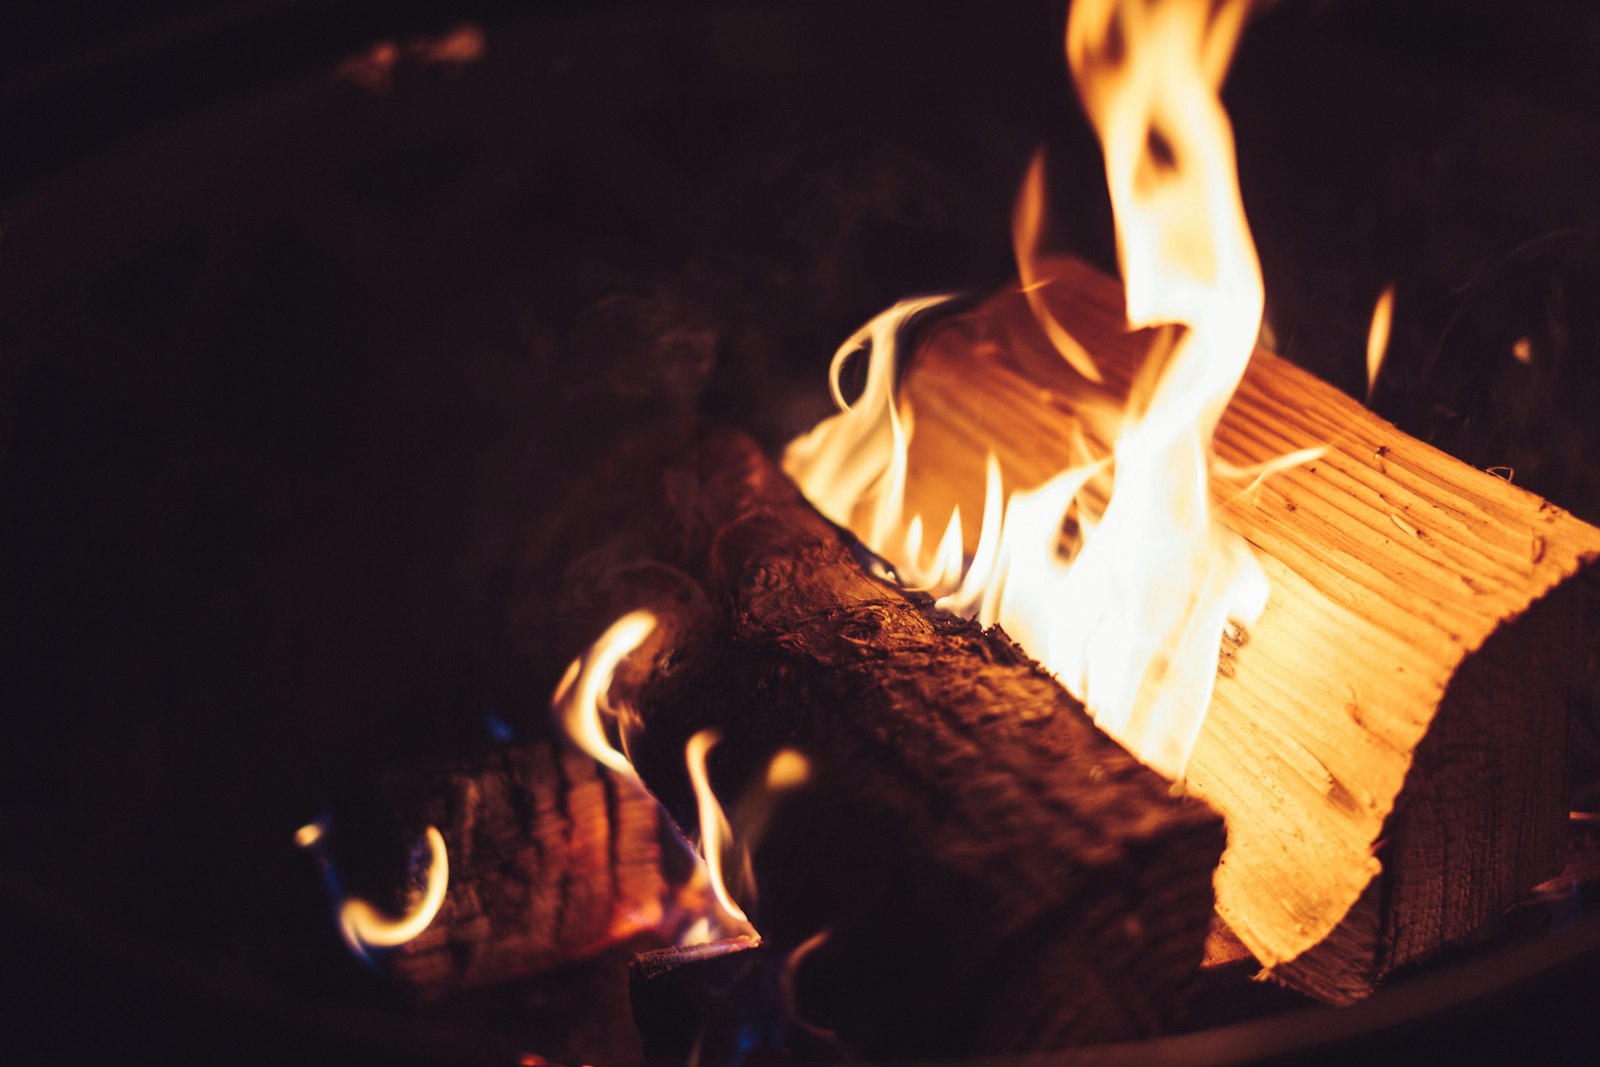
[1366,283,1395,403]
[549,611,810,947]
[554,610,657,779]
[684,729,753,931]
[300,824,450,960]
[783,0,1275,779]
[766,749,811,791]
[1014,151,1103,383]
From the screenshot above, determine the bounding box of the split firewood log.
[609,430,1227,1056]
[898,255,1600,1002]
[354,740,675,1002]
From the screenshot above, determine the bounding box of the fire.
[685,729,754,932]
[1365,284,1396,403]
[682,732,811,942]
[551,611,750,942]
[336,826,450,959]
[784,0,1273,779]
[553,609,657,779]
[553,612,810,945]
[295,819,450,961]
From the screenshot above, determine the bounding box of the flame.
[553,610,657,778]
[296,820,449,961]
[766,750,811,791]
[1014,151,1103,383]
[1365,283,1395,403]
[685,729,755,933]
[680,738,809,943]
[550,613,809,945]
[337,826,450,959]
[783,0,1275,779]
[550,610,740,942]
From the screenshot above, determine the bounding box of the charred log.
[613,431,1227,1056]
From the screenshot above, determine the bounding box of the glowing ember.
[784,0,1276,778]
[765,750,811,791]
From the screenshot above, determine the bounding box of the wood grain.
[899,256,1600,1001]
[371,741,672,1002]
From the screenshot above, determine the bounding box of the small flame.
[680,739,809,944]
[684,729,754,932]
[1014,151,1103,383]
[1365,284,1395,403]
[766,750,811,791]
[297,821,450,961]
[554,610,657,778]
[337,826,450,959]
[784,0,1277,778]
[551,612,809,946]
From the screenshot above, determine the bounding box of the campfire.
[8,0,1600,1064]
[279,0,1600,1058]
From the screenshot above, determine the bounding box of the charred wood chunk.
[618,431,1225,1056]
[362,741,673,1002]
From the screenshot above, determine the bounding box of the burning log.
[350,740,673,1002]
[615,430,1227,1056]
[628,937,793,1063]
[897,255,1600,1003]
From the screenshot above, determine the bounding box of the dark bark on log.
[628,937,801,1064]
[617,430,1227,1056]
[365,740,673,1002]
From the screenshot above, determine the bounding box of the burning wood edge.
[618,430,1226,1056]
[361,741,674,1002]
[899,255,1600,1004]
[627,936,801,1063]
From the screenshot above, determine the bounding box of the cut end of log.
[366,742,675,1003]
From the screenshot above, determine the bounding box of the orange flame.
[553,610,657,778]
[550,613,809,946]
[784,0,1275,779]
[296,820,450,961]
[1014,151,1103,383]
[1365,283,1395,403]
[684,729,752,932]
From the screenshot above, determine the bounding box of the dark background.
[3,1,1600,1063]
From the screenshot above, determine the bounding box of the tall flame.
[783,0,1272,779]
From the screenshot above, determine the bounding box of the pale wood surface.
[900,256,1600,1000]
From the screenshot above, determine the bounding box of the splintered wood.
[901,256,1600,1003]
